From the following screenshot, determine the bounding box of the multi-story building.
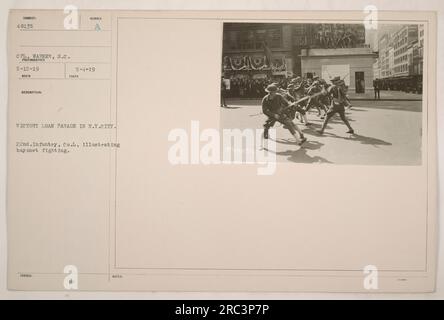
[222,23,375,93]
[388,47,395,77]
[393,25,418,76]
[418,24,425,48]
[373,58,381,80]
[417,24,424,75]
[378,34,393,78]
[222,23,294,79]
[376,24,422,92]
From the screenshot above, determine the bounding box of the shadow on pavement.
[324,132,392,147]
[328,117,356,123]
[301,123,328,134]
[266,140,332,163]
[271,138,300,145]
[272,138,323,148]
[348,108,369,112]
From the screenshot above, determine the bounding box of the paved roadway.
[221,99,423,165]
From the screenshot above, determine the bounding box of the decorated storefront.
[222,54,294,98]
[222,55,291,78]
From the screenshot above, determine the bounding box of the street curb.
[226,98,422,102]
[349,99,422,101]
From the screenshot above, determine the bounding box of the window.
[255,30,266,49]
[239,30,255,50]
[267,28,282,48]
[223,27,282,51]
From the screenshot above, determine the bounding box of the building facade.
[393,25,418,77]
[378,34,392,78]
[375,24,422,92]
[418,24,424,71]
[373,58,381,79]
[222,23,294,79]
[388,47,395,77]
[222,23,375,93]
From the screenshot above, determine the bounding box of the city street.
[221,98,422,165]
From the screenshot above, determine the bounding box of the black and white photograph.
[221,22,425,165]
[2,3,441,300]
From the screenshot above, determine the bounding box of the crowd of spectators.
[223,76,291,98]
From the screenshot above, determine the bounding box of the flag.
[262,41,273,67]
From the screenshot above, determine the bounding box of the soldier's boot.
[263,127,269,140]
[292,133,306,146]
[303,114,311,126]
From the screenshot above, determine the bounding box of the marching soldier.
[288,78,311,125]
[304,79,328,119]
[317,76,355,135]
[287,84,310,125]
[262,84,307,145]
[318,78,331,117]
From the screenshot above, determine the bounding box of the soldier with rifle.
[318,76,355,135]
[304,78,328,120]
[288,77,311,125]
[262,84,307,145]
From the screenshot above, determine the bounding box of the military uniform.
[262,84,306,144]
[287,79,312,124]
[262,93,295,135]
[318,79,331,107]
[304,80,327,117]
[220,77,228,107]
[283,85,306,120]
[318,77,354,134]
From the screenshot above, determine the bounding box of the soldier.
[220,76,228,107]
[373,78,381,100]
[291,76,302,84]
[317,76,355,135]
[318,78,331,117]
[289,78,311,125]
[284,84,310,125]
[262,84,307,145]
[304,79,328,119]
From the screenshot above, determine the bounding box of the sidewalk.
[226,90,422,102]
[348,90,422,101]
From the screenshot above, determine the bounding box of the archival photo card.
[6,10,437,292]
